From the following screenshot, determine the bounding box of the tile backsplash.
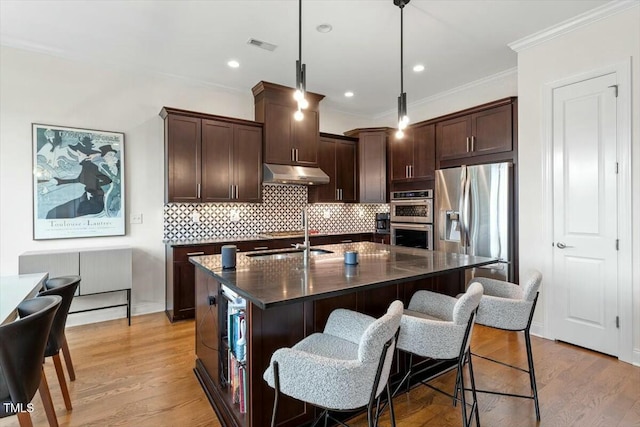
[164,184,389,240]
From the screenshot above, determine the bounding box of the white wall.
[516,6,640,364]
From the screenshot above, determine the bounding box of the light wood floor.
[1,313,638,427]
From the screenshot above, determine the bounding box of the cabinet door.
[412,123,436,180]
[234,124,263,202]
[202,119,233,202]
[293,109,319,166]
[471,104,513,156]
[436,115,471,162]
[389,132,413,182]
[264,102,294,164]
[166,115,201,202]
[312,137,337,202]
[358,131,387,203]
[336,140,357,202]
[174,261,196,318]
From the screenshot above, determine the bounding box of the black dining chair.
[38,275,81,411]
[0,295,62,427]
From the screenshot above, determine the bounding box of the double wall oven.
[390,189,433,250]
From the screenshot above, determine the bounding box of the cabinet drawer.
[173,245,221,263]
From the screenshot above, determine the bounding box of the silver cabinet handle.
[409,165,413,178]
[197,183,201,199]
[291,148,295,162]
[466,137,470,153]
[556,242,574,249]
[340,239,353,243]
[234,185,238,199]
[186,251,205,256]
[405,165,409,178]
[471,135,475,152]
[296,148,299,162]
[253,246,269,250]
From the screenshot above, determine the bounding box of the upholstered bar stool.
[395,282,484,427]
[264,300,404,427]
[0,295,62,427]
[38,275,81,411]
[469,270,543,420]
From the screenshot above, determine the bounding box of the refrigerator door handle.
[463,167,471,252]
[458,167,467,252]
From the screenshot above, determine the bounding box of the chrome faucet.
[295,207,310,262]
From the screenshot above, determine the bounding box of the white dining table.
[0,272,48,324]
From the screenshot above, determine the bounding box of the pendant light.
[293,0,308,121]
[394,0,410,139]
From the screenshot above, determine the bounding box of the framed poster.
[32,124,125,239]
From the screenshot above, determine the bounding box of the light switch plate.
[131,213,143,224]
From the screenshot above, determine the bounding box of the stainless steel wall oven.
[390,190,434,250]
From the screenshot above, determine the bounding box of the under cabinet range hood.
[263,163,330,185]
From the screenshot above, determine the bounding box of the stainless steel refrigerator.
[435,162,513,283]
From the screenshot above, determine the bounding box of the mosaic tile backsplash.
[164,184,389,240]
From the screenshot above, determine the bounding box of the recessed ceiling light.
[344,91,354,98]
[227,60,240,68]
[413,64,425,72]
[316,24,333,33]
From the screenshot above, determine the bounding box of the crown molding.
[509,0,639,52]
[373,67,517,121]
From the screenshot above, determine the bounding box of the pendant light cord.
[400,5,404,95]
[299,0,302,65]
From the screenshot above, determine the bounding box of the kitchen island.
[190,242,495,427]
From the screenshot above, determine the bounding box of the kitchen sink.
[246,248,333,260]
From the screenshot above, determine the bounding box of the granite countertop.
[164,230,378,247]
[190,242,496,310]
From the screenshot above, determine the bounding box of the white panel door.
[552,72,618,356]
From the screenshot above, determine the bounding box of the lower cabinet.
[194,267,464,427]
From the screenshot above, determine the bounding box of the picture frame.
[32,124,125,239]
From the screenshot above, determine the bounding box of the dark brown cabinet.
[202,120,262,202]
[344,128,390,204]
[166,244,221,322]
[164,114,201,202]
[161,107,263,203]
[308,134,357,203]
[389,123,435,182]
[436,101,514,165]
[252,81,324,167]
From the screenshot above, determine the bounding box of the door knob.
[556,242,574,249]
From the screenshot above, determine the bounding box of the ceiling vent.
[247,38,277,52]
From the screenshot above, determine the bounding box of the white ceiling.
[0,0,609,117]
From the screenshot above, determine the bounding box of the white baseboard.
[530,321,545,338]
[65,301,164,327]
[633,349,640,367]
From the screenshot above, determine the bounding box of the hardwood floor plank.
[1,315,638,427]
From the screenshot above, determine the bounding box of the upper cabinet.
[436,98,517,167]
[308,134,357,203]
[161,107,262,203]
[389,123,436,183]
[252,81,325,167]
[344,128,390,204]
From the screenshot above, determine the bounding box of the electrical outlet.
[323,210,331,219]
[230,209,240,222]
[131,213,143,224]
[192,211,200,223]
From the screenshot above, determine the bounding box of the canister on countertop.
[344,250,358,265]
[221,245,237,269]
